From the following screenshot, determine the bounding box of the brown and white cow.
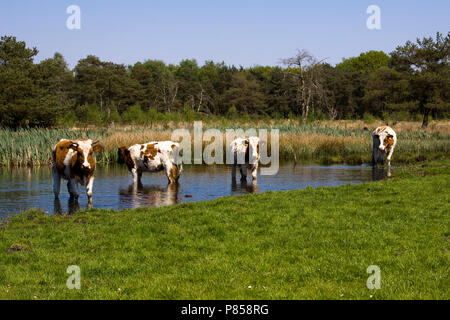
[372,126,397,166]
[117,141,183,184]
[229,136,260,181]
[52,139,103,204]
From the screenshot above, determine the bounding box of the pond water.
[0,163,390,216]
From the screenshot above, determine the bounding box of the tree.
[73,55,139,122]
[336,50,390,74]
[390,32,450,128]
[223,72,266,115]
[0,36,38,127]
[363,67,409,117]
[282,50,327,122]
[36,53,74,122]
[320,64,352,119]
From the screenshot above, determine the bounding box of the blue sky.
[1,0,449,69]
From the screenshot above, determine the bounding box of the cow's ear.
[93,144,103,153]
[69,142,78,152]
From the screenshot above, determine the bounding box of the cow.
[229,136,260,181]
[372,126,397,166]
[117,141,183,184]
[52,139,103,204]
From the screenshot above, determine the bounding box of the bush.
[109,106,121,124]
[122,104,145,124]
[362,112,376,124]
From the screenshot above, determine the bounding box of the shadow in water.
[119,181,180,208]
[371,166,392,181]
[231,179,260,194]
[53,197,84,215]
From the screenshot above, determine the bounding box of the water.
[0,163,390,216]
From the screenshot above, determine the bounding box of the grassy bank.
[0,160,449,299]
[1,120,449,166]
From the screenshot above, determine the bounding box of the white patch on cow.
[76,139,93,169]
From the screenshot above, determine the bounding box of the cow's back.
[53,139,75,177]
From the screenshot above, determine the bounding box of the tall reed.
[0,121,448,166]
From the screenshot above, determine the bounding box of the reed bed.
[0,121,449,166]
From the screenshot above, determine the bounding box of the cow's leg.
[52,166,61,198]
[231,153,237,181]
[251,163,258,181]
[68,178,79,199]
[137,170,143,183]
[379,150,385,166]
[86,176,94,204]
[372,138,379,165]
[131,168,138,184]
[386,148,394,167]
[240,163,247,181]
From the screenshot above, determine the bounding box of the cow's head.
[247,136,260,164]
[71,139,102,173]
[117,146,130,164]
[168,163,183,183]
[376,133,394,151]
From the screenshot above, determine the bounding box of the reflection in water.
[0,163,390,216]
[119,182,180,208]
[231,179,260,194]
[54,197,89,215]
[371,166,392,181]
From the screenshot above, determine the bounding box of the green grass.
[0,161,449,299]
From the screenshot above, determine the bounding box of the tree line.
[0,32,448,129]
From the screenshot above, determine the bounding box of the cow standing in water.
[372,126,397,166]
[117,141,183,184]
[230,136,260,181]
[52,139,103,204]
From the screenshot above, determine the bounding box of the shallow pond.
[0,163,390,216]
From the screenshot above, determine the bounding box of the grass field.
[0,160,448,299]
[1,120,449,166]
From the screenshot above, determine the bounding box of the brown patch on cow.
[143,143,158,160]
[141,143,159,168]
[53,140,77,176]
[118,146,135,171]
[171,144,177,150]
[383,135,395,148]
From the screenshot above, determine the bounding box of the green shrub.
[122,104,145,124]
[362,112,376,124]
